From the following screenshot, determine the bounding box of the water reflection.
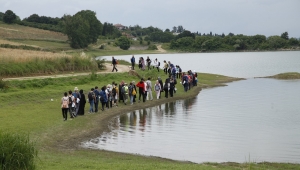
[83,79,300,163]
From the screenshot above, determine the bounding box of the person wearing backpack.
[61,92,69,121]
[182,72,189,92]
[99,86,107,111]
[68,90,75,119]
[111,56,118,72]
[72,87,81,117]
[154,80,161,99]
[94,86,100,113]
[128,82,134,105]
[146,56,152,70]
[146,78,153,101]
[178,66,182,79]
[88,88,95,113]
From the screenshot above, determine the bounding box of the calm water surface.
[100,51,300,78]
[86,52,300,163]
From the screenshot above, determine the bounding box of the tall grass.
[0,132,38,170]
[0,51,102,77]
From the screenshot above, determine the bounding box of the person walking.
[146,56,152,70]
[153,58,159,72]
[146,78,153,101]
[158,77,163,99]
[94,86,100,113]
[182,72,189,92]
[78,89,86,115]
[154,80,161,99]
[112,56,118,72]
[164,76,170,98]
[169,77,175,97]
[61,92,69,121]
[68,90,75,119]
[99,86,107,111]
[122,83,129,105]
[128,82,134,105]
[163,60,168,74]
[72,87,80,117]
[88,88,95,113]
[131,55,135,70]
[136,78,145,102]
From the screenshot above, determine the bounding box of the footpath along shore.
[2,63,131,81]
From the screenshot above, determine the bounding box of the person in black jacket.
[112,56,118,72]
[157,77,163,99]
[78,89,86,115]
[164,76,170,98]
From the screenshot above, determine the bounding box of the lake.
[85,51,300,163]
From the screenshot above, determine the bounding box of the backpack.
[62,98,68,108]
[146,81,151,90]
[88,92,94,100]
[179,68,182,72]
[116,59,119,64]
[68,96,72,105]
[155,84,160,91]
[132,88,136,95]
[121,86,125,94]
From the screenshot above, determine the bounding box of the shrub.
[147,44,158,50]
[0,78,9,92]
[0,132,38,170]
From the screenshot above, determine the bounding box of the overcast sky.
[1,0,299,38]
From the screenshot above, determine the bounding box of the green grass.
[10,39,72,51]
[265,72,300,79]
[1,66,299,169]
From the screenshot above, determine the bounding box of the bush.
[0,132,38,170]
[147,44,158,50]
[0,78,9,92]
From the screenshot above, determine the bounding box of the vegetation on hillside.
[1,9,299,52]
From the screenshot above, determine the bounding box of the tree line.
[1,9,299,51]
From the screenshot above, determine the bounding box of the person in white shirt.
[146,78,153,100]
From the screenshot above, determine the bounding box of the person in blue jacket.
[99,86,108,111]
[131,55,135,70]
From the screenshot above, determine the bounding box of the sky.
[1,0,300,38]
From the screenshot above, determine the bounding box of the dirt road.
[3,63,131,81]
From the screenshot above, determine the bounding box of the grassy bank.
[2,65,299,169]
[262,72,300,79]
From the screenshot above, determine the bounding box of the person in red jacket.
[136,78,146,102]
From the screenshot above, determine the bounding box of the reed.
[0,49,101,77]
[0,131,38,170]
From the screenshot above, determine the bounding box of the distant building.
[114,24,126,30]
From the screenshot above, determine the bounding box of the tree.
[64,14,90,48]
[172,26,177,33]
[117,36,131,50]
[165,28,170,32]
[63,10,102,48]
[267,36,287,49]
[176,30,195,40]
[0,12,4,21]
[75,10,102,44]
[281,32,289,40]
[177,25,184,33]
[288,38,299,46]
[3,10,17,24]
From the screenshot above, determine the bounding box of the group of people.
[61,58,198,121]
[130,55,161,72]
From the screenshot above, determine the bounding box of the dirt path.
[3,63,131,81]
[156,45,166,53]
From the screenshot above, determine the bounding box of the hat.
[74,87,78,91]
[124,82,127,85]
